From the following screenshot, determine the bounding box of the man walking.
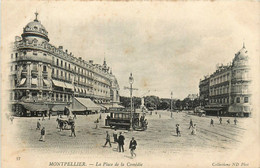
[39,127,45,142]
[219,117,222,124]
[189,119,193,129]
[210,119,214,127]
[103,131,112,147]
[234,118,238,125]
[176,124,181,137]
[227,119,230,125]
[36,119,41,130]
[70,124,76,137]
[129,137,137,158]
[113,129,118,143]
[118,132,125,152]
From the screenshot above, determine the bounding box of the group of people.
[211,117,238,126]
[103,130,137,158]
[175,119,197,137]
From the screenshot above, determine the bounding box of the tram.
[105,107,148,131]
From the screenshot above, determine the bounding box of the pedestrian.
[234,118,238,125]
[95,118,99,129]
[227,119,230,124]
[171,112,173,118]
[113,129,118,143]
[219,117,222,124]
[59,120,64,131]
[159,114,161,118]
[48,111,51,120]
[210,119,214,127]
[73,113,77,119]
[189,119,193,129]
[39,127,45,142]
[42,114,45,121]
[129,137,137,158]
[118,132,125,152]
[176,124,181,137]
[103,131,112,147]
[99,114,102,120]
[10,115,14,124]
[36,119,41,130]
[70,124,76,137]
[191,124,197,135]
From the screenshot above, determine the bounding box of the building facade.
[9,13,120,116]
[199,44,252,117]
[199,77,210,106]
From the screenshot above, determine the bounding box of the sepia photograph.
[1,1,259,168]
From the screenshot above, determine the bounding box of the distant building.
[199,76,210,106]
[199,43,252,117]
[9,13,120,116]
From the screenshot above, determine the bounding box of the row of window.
[210,98,229,104]
[210,86,229,96]
[210,73,230,86]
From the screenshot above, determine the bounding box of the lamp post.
[129,73,134,130]
[124,73,138,131]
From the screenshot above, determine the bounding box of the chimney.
[89,60,93,64]
[58,46,63,50]
[70,52,72,56]
[79,57,82,60]
[65,50,68,53]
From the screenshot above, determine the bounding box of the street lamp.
[129,73,134,130]
[124,73,138,131]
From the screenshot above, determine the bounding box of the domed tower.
[22,12,49,43]
[229,43,252,117]
[10,12,53,116]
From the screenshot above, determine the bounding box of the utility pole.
[124,73,138,130]
[171,91,173,118]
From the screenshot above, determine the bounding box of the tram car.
[105,107,147,131]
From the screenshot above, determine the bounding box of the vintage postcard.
[1,1,259,168]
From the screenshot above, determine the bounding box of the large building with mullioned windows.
[199,44,252,117]
[9,13,120,116]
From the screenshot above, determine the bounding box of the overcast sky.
[2,1,259,99]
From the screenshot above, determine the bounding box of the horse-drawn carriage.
[105,107,148,131]
[56,117,75,130]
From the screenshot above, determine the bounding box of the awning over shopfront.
[228,105,251,113]
[64,82,73,90]
[52,79,66,88]
[19,78,27,86]
[43,79,51,86]
[51,104,67,112]
[74,97,102,111]
[31,78,38,85]
[20,102,48,112]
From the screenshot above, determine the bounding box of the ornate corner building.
[199,44,252,117]
[9,13,120,116]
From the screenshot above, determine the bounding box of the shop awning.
[43,79,51,86]
[31,78,38,85]
[19,78,26,86]
[20,102,48,112]
[51,104,67,112]
[64,82,73,90]
[52,80,66,88]
[74,97,102,111]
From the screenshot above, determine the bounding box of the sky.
[2,1,259,99]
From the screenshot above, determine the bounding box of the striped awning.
[19,78,26,86]
[31,78,38,85]
[52,80,66,88]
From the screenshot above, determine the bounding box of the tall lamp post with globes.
[124,73,138,131]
